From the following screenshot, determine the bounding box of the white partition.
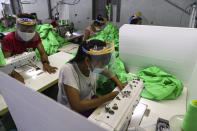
[120,24,197,83]
[119,24,197,102]
[0,72,106,131]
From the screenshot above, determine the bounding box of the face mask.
[17,30,35,42]
[92,68,104,74]
[87,64,104,74]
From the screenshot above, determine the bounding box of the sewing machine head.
[57,22,74,38]
[0,51,38,75]
[1,16,16,30]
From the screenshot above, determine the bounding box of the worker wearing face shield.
[129,12,142,25]
[83,15,106,41]
[1,13,57,83]
[57,40,125,117]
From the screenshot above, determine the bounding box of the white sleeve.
[59,64,79,91]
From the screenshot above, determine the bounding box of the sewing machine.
[88,78,144,131]
[1,16,16,29]
[57,23,74,38]
[0,52,43,79]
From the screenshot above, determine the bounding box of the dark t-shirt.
[1,31,41,55]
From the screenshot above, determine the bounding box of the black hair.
[71,40,111,66]
[17,13,35,20]
[129,17,142,24]
[0,33,5,41]
[93,15,105,26]
[30,13,37,19]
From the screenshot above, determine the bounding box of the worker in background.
[1,13,57,83]
[129,12,142,25]
[58,40,125,117]
[30,13,42,25]
[83,15,106,41]
[50,13,59,28]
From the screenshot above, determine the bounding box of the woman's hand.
[117,82,127,90]
[43,63,57,74]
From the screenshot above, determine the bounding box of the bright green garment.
[87,23,132,96]
[0,48,6,66]
[35,24,71,59]
[136,66,183,100]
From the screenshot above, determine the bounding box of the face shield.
[95,18,106,32]
[82,41,116,78]
[15,18,37,42]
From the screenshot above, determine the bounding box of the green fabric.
[106,5,110,20]
[0,48,6,65]
[87,23,133,96]
[136,66,183,100]
[35,24,71,59]
[181,100,197,131]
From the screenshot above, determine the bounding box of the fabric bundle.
[136,66,183,100]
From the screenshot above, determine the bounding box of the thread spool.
[181,100,197,131]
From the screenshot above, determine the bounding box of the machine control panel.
[88,78,144,131]
[0,52,38,74]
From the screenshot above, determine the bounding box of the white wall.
[117,0,197,27]
[68,0,197,29]
[51,0,69,20]
[21,0,49,20]
[69,0,92,30]
[21,0,70,22]
[21,0,197,29]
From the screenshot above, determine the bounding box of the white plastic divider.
[119,24,197,102]
[119,24,197,84]
[0,72,106,131]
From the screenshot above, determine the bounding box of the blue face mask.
[92,68,104,74]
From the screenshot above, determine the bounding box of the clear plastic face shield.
[82,41,116,78]
[15,18,37,42]
[95,18,106,32]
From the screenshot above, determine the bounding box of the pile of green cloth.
[0,48,6,66]
[88,23,133,96]
[136,66,183,101]
[35,24,71,59]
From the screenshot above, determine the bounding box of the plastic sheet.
[35,24,71,59]
[136,66,183,100]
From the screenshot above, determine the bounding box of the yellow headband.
[17,18,36,25]
[83,41,114,55]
